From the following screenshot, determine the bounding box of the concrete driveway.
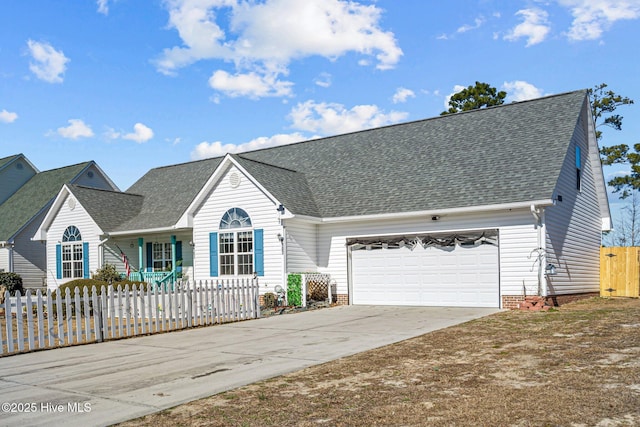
[0,305,499,426]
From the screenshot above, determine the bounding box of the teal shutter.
[146,242,153,272]
[83,242,89,278]
[209,233,218,277]
[56,244,62,279]
[176,241,183,273]
[254,229,264,277]
[575,145,581,168]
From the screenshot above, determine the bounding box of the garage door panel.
[352,238,499,308]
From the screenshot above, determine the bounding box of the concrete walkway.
[0,305,499,426]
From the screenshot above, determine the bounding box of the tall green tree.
[441,81,507,115]
[591,83,636,198]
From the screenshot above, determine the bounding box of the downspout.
[530,205,546,296]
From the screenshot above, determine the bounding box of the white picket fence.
[0,279,260,356]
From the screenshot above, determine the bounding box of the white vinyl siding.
[11,210,48,288]
[44,195,103,290]
[544,105,602,295]
[0,248,9,272]
[71,164,116,190]
[314,209,540,304]
[285,218,318,272]
[192,166,283,291]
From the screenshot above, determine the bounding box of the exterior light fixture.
[545,263,557,275]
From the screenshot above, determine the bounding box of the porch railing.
[127,271,174,289]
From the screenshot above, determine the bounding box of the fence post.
[255,278,261,318]
[94,288,103,343]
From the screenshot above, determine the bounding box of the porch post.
[171,235,177,275]
[138,238,144,272]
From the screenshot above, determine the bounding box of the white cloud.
[27,40,70,83]
[504,8,551,46]
[157,0,401,98]
[314,72,332,88]
[0,109,18,123]
[558,0,640,41]
[392,87,415,104]
[97,0,109,15]
[457,17,485,33]
[502,81,545,102]
[123,123,154,143]
[190,133,310,160]
[56,119,94,139]
[208,69,293,98]
[289,100,408,135]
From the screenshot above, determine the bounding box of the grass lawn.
[118,297,640,426]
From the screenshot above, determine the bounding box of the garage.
[349,230,500,308]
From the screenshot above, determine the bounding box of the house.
[34,90,610,308]
[0,158,118,288]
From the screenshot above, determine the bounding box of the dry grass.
[118,297,640,427]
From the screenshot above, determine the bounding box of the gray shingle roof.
[240,90,587,217]
[91,90,588,232]
[114,157,223,231]
[0,162,93,241]
[68,185,143,232]
[231,155,321,217]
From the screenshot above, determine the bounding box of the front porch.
[110,234,188,290]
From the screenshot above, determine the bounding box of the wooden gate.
[600,247,640,297]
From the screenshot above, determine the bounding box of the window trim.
[219,229,255,276]
[61,226,84,279]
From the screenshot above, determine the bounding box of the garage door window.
[348,230,498,250]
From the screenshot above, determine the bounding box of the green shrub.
[0,272,24,296]
[263,292,276,309]
[287,274,302,306]
[93,263,122,284]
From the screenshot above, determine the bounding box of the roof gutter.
[292,199,555,224]
[107,225,189,237]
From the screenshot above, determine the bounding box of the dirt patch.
[118,297,640,427]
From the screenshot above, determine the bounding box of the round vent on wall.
[68,198,76,211]
[229,172,241,188]
[87,171,94,178]
[16,162,23,170]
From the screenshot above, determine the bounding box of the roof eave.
[291,199,555,224]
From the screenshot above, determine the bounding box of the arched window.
[218,208,253,275]
[61,226,84,279]
[219,207,252,229]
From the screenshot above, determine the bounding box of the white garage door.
[351,235,499,308]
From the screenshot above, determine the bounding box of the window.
[576,145,582,191]
[62,226,83,279]
[219,208,254,276]
[153,242,172,271]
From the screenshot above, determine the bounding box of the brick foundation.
[502,292,599,310]
[335,294,349,305]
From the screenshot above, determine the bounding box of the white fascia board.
[107,226,187,237]
[32,184,71,241]
[176,154,284,228]
[292,199,555,224]
[584,99,612,231]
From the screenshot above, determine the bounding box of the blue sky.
[1,1,639,217]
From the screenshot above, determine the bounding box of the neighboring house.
[0,154,38,205]
[34,90,610,308]
[0,160,118,288]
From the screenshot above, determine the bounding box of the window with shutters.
[219,208,254,276]
[62,226,83,279]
